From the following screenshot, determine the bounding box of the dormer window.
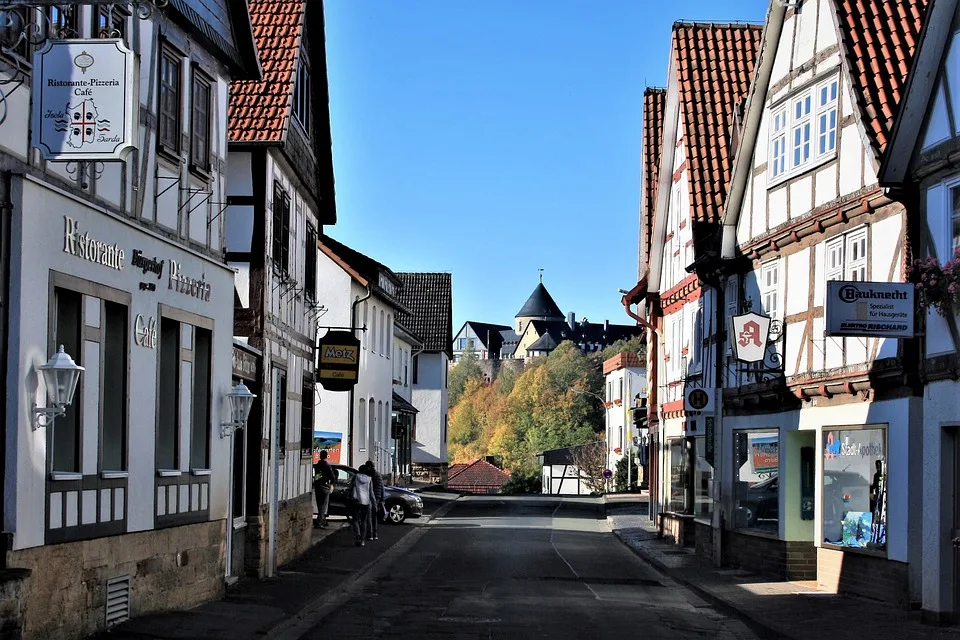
[769,75,839,184]
[293,45,311,136]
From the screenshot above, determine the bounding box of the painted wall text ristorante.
[63,215,124,270]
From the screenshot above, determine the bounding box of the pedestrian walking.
[313,450,336,528]
[347,464,376,546]
[366,460,385,541]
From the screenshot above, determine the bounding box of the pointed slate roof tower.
[515,282,564,335]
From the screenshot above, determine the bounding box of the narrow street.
[288,497,757,639]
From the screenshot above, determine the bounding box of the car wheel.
[385,501,406,524]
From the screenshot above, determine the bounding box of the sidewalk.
[608,505,960,640]
[92,496,456,640]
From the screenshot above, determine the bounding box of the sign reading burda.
[32,39,135,161]
[825,281,914,338]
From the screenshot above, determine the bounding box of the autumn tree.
[569,440,608,494]
[448,348,484,407]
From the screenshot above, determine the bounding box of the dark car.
[735,474,778,527]
[327,464,423,524]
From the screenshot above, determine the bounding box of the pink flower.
[949,284,957,294]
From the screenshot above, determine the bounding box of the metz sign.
[317,331,361,392]
[32,39,135,161]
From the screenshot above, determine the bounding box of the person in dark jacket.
[313,450,336,528]
[365,460,384,540]
[347,464,377,546]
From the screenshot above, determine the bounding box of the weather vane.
[538,268,544,284]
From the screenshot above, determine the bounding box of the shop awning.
[392,391,418,414]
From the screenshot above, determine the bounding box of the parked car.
[735,474,778,527]
[327,464,423,524]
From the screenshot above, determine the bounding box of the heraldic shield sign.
[730,312,772,363]
[317,331,361,392]
[32,39,136,161]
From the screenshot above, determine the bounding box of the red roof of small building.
[603,352,643,375]
[228,0,305,143]
[446,459,511,493]
[672,22,763,226]
[834,0,930,159]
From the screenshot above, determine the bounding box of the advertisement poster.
[749,433,779,475]
[313,430,342,464]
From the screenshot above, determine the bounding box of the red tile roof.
[228,0,305,143]
[834,0,930,158]
[446,459,511,493]
[672,22,763,225]
[642,88,666,268]
[447,463,469,479]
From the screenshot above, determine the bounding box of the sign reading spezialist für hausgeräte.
[33,39,135,161]
[825,281,915,338]
[317,331,361,392]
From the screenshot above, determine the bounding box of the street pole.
[267,370,280,579]
[625,373,632,492]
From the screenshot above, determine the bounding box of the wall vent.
[105,575,131,627]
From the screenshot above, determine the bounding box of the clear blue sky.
[322,1,768,334]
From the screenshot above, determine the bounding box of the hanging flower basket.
[911,250,960,316]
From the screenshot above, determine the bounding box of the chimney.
[568,312,575,332]
[604,319,610,332]
[485,455,501,468]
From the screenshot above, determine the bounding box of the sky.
[322,1,769,334]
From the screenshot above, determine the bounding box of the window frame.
[304,222,317,301]
[272,181,291,275]
[731,428,780,535]
[824,226,869,285]
[300,379,314,458]
[95,4,130,44]
[358,398,367,451]
[768,74,840,186]
[293,44,311,136]
[760,259,781,319]
[158,47,182,155]
[189,68,212,174]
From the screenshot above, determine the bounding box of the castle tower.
[515,282,564,335]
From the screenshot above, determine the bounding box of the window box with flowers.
[912,251,960,316]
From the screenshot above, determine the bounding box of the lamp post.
[220,382,256,582]
[32,345,84,429]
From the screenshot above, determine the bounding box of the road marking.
[549,499,600,600]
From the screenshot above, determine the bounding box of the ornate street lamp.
[32,345,84,429]
[220,382,256,438]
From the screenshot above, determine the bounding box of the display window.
[694,436,713,520]
[822,427,886,552]
[732,429,779,533]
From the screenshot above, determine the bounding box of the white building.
[225,1,336,579]
[315,236,401,474]
[603,352,646,481]
[396,273,453,484]
[879,0,960,621]
[392,322,422,483]
[0,2,259,638]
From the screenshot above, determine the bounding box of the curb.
[610,528,792,640]
[265,497,460,639]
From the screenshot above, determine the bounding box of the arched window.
[362,301,368,349]
[378,401,384,454]
[368,398,375,459]
[371,306,377,354]
[387,314,392,358]
[380,309,385,355]
[358,398,367,450]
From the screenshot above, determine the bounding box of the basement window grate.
[105,575,131,627]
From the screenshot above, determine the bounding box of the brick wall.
[244,493,313,578]
[722,531,817,580]
[817,547,909,605]
[8,520,224,640]
[694,521,714,562]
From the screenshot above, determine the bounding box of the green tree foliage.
[614,449,640,492]
[500,469,541,495]
[448,348,484,407]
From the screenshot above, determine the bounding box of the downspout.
[349,286,372,468]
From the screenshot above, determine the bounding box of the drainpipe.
[349,286,372,468]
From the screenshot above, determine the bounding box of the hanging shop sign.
[825,281,914,338]
[729,312,772,363]
[232,346,258,381]
[32,39,135,161]
[317,331,361,391]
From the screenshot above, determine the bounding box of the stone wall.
[721,530,817,580]
[476,359,524,382]
[817,547,909,605]
[0,568,30,639]
[8,521,224,640]
[244,493,313,578]
[412,462,448,485]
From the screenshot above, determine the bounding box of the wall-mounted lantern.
[220,382,256,438]
[32,345,84,430]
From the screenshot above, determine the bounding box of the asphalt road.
[292,496,758,640]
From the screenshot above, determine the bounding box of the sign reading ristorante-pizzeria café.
[32,39,135,161]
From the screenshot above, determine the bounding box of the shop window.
[358,398,367,450]
[190,328,212,469]
[275,369,287,458]
[304,223,317,301]
[101,302,128,471]
[732,429,779,533]
[52,288,82,473]
[156,318,180,469]
[694,436,713,520]
[667,438,689,513]
[272,181,291,274]
[189,70,211,172]
[300,380,314,456]
[822,427,886,551]
[158,49,181,154]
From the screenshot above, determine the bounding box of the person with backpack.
[347,464,376,546]
[365,460,385,541]
[313,450,336,529]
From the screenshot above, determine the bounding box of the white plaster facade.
[411,352,449,466]
[603,365,647,475]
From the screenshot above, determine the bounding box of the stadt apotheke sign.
[33,39,135,161]
[825,281,914,338]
